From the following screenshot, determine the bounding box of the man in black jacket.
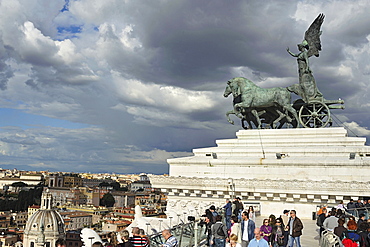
[317,208,327,236]
[347,199,356,216]
[287,210,304,247]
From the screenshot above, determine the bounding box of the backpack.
[342,238,358,247]
[276,227,284,246]
[342,230,361,247]
[316,214,323,227]
[277,236,284,246]
[216,224,225,237]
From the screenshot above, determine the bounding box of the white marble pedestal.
[150,127,370,218]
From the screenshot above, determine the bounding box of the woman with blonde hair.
[118,230,132,247]
[226,234,241,247]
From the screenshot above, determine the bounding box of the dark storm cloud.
[96,0,300,88]
[0,40,15,90]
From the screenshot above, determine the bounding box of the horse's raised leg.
[272,109,285,129]
[226,110,235,125]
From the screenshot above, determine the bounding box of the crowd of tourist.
[317,199,370,247]
[76,197,370,247]
[97,227,178,247]
[203,198,304,247]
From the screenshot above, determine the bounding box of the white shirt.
[242,219,250,241]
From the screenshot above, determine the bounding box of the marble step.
[215,136,365,147]
[192,146,370,157]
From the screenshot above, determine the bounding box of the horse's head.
[224,79,242,98]
[223,81,233,97]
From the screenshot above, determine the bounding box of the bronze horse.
[224,77,298,129]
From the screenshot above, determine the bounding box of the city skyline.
[0,0,370,174]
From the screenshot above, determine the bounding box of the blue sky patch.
[0,108,90,130]
[61,0,70,12]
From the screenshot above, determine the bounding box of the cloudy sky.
[0,0,370,174]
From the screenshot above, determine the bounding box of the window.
[31,242,35,247]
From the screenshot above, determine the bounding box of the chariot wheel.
[298,101,331,128]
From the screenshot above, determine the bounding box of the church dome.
[23,189,65,247]
[24,209,65,237]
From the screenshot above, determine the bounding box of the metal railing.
[346,206,370,219]
[319,230,342,247]
[148,220,207,247]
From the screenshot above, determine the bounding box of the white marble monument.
[150,127,370,219]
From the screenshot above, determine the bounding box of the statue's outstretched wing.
[304,13,325,57]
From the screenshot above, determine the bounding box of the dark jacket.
[317,213,326,227]
[118,242,133,247]
[333,225,346,240]
[287,217,303,237]
[347,201,356,209]
[223,202,232,216]
[211,222,228,240]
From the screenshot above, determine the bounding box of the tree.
[100,193,115,207]
[110,182,121,190]
[117,186,128,192]
[11,182,28,193]
[98,182,110,187]
[11,182,28,187]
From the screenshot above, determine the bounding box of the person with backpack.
[342,220,364,247]
[211,215,228,247]
[317,208,327,236]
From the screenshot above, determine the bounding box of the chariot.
[224,14,345,129]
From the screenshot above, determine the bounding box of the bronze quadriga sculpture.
[224,14,344,129]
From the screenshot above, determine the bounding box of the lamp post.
[159,219,163,231]
[228,178,235,199]
[177,214,181,225]
[145,222,150,235]
[169,216,173,228]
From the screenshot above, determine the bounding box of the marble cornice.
[149,175,370,194]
